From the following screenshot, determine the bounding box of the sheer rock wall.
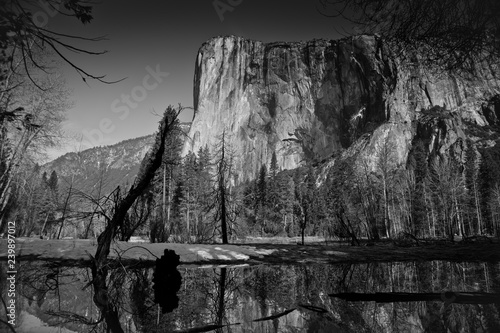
[183,35,500,180]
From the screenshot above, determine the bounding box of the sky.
[41,0,351,160]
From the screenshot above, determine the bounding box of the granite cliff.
[183,35,500,180]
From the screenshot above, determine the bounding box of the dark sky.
[44,0,350,157]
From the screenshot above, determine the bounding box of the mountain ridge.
[43,122,191,195]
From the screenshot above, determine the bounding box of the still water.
[1,260,499,332]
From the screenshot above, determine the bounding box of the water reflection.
[1,260,499,332]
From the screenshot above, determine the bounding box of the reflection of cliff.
[6,262,100,333]
[184,35,500,180]
[7,261,500,332]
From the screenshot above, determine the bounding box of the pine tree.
[196,145,213,239]
[270,151,278,178]
[238,175,258,234]
[282,173,296,235]
[181,151,198,242]
[267,152,285,231]
[171,179,184,240]
[149,109,184,242]
[48,170,58,192]
[257,164,267,206]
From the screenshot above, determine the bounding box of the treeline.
[4,127,500,244]
[318,138,500,242]
[161,135,500,244]
[3,168,60,237]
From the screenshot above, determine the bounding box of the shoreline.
[1,237,499,267]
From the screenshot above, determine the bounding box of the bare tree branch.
[318,0,500,74]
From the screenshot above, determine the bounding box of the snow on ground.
[0,238,269,265]
[0,237,499,266]
[17,311,78,333]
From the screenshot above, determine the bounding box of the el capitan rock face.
[184,35,500,180]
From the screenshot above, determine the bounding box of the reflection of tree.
[206,267,239,331]
[327,261,500,332]
[215,268,227,332]
[153,250,182,314]
[243,266,297,313]
[130,268,156,329]
[13,261,177,333]
[483,262,500,333]
[4,260,499,332]
[10,262,100,331]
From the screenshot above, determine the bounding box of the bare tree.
[374,130,398,238]
[0,72,70,229]
[1,0,118,86]
[1,0,119,229]
[429,158,465,241]
[319,0,500,74]
[355,158,382,240]
[208,130,238,244]
[492,184,500,237]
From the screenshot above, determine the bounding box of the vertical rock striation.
[184,35,500,180]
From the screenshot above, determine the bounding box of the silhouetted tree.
[319,0,500,74]
[1,0,115,86]
[294,165,317,245]
[209,130,237,243]
[91,106,182,333]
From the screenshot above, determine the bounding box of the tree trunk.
[91,108,180,333]
[162,163,166,229]
[218,131,229,244]
[383,179,390,238]
[220,181,228,244]
[216,268,227,326]
[40,213,49,237]
[186,190,190,242]
[301,224,305,245]
[57,178,73,239]
[473,182,482,234]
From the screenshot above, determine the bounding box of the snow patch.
[216,254,231,260]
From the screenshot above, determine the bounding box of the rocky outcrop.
[183,35,500,180]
